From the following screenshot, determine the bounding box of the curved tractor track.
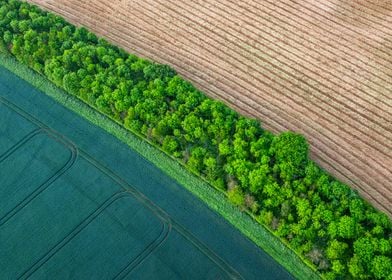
[28,0,392,215]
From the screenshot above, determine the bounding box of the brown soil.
[28,0,392,215]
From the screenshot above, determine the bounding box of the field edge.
[0,52,320,280]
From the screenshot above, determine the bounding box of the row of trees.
[0,0,390,278]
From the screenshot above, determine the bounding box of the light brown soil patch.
[28,0,392,215]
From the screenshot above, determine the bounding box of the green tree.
[62,72,79,95]
[331,260,346,276]
[354,237,376,265]
[143,63,175,80]
[349,198,366,221]
[270,132,309,181]
[371,256,392,279]
[186,146,207,174]
[248,164,269,194]
[162,136,180,156]
[338,216,360,239]
[348,255,366,279]
[326,240,348,260]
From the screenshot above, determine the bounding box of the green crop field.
[0,65,293,279]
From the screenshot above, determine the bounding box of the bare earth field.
[28,0,392,215]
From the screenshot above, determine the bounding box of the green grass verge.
[0,52,321,280]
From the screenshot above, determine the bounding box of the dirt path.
[28,0,392,215]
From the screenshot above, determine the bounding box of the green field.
[0,65,294,279]
[0,96,236,279]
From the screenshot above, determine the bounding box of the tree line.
[0,0,391,278]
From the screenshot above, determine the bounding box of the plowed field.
[28,0,392,215]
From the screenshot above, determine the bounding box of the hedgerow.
[0,0,390,278]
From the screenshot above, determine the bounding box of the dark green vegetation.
[0,65,294,279]
[0,0,391,279]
